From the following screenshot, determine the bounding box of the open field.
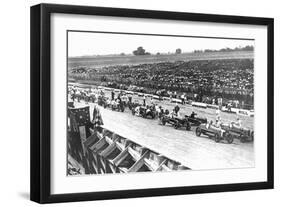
[68,51,254,68]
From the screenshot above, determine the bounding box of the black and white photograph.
[0,0,278,205]
[28,2,274,204]
[67,31,255,175]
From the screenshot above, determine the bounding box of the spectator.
[111,91,115,100]
[143,95,146,106]
[215,109,221,121]
[174,103,180,115]
[181,94,185,105]
[128,93,132,104]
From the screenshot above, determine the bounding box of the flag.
[69,106,91,132]
[68,106,92,156]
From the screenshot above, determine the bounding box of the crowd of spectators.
[69,58,254,109]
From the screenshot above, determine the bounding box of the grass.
[68,51,254,68]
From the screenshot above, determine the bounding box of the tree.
[242,45,254,51]
[175,48,182,54]
[133,46,150,56]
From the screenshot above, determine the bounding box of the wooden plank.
[100,142,116,157]
[128,151,149,172]
[112,147,129,166]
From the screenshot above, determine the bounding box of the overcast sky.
[68,31,254,57]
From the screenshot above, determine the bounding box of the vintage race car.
[195,124,234,144]
[221,124,254,142]
[160,115,191,131]
[110,102,125,112]
[132,106,156,119]
[185,113,207,126]
[128,102,141,110]
[99,97,125,112]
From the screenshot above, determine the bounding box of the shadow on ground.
[18,192,29,200]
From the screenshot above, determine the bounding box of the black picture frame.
[30,3,274,204]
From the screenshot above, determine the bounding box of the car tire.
[186,122,191,131]
[240,136,246,143]
[250,131,254,142]
[214,134,220,143]
[226,134,234,144]
[195,127,201,136]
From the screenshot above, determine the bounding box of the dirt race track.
[73,95,254,170]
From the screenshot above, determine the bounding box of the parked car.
[132,105,156,119]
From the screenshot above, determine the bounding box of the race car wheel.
[226,134,234,144]
[186,122,191,131]
[195,127,201,136]
[250,131,254,142]
[240,136,246,143]
[174,123,180,129]
[214,134,220,143]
